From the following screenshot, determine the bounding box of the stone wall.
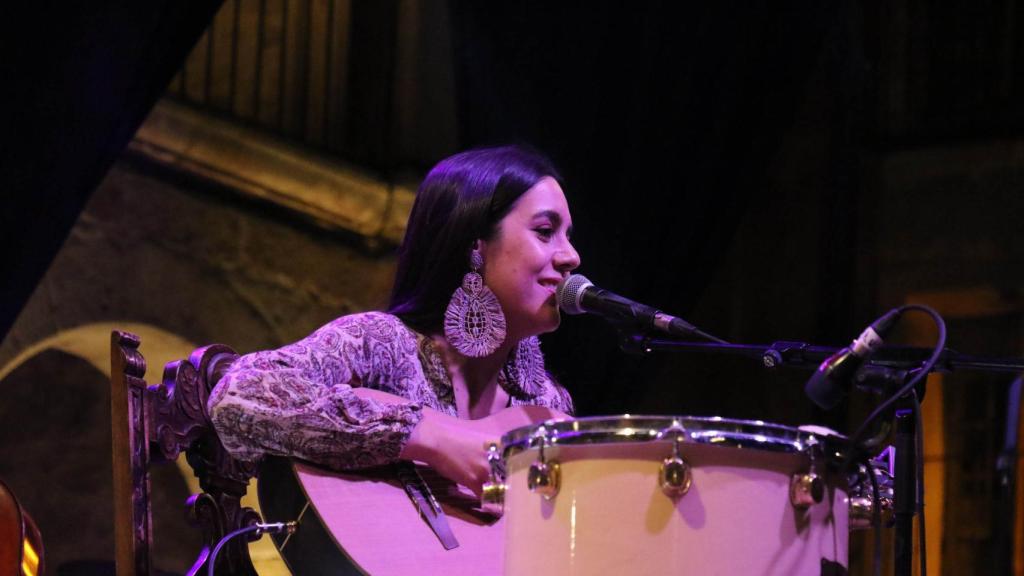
[0,155,398,573]
[2,156,397,366]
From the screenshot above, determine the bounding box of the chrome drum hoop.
[500,415,851,463]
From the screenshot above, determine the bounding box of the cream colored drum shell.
[500,416,850,576]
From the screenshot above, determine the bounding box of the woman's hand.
[400,406,572,497]
[400,409,495,497]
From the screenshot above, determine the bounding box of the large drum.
[494,416,856,576]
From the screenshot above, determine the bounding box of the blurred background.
[2,1,1023,574]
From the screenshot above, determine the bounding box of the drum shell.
[502,437,849,576]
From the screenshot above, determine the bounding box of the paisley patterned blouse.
[208,311,574,470]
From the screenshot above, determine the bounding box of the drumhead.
[500,415,849,461]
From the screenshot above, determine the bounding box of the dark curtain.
[450,1,867,418]
[1,1,224,341]
[1,0,868,423]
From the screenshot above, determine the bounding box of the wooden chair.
[110,330,262,576]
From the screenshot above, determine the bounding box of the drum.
[495,416,854,576]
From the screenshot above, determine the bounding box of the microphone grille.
[556,274,592,315]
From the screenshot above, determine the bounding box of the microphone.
[804,309,903,410]
[556,274,716,341]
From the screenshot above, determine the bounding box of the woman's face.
[480,176,581,341]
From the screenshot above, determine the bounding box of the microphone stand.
[892,398,916,576]
[622,334,1024,576]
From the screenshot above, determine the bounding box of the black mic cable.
[842,304,945,576]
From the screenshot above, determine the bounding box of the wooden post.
[111,330,152,576]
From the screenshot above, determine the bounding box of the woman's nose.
[554,241,581,273]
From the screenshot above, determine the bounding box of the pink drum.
[496,416,854,576]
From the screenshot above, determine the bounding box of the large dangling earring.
[444,249,507,357]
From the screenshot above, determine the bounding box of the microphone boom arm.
[634,337,1024,375]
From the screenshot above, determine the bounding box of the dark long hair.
[387,145,562,334]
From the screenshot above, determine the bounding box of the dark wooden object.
[0,478,44,575]
[110,330,261,576]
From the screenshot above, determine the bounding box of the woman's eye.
[535,227,554,239]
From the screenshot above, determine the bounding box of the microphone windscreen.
[556,274,593,315]
[804,371,845,410]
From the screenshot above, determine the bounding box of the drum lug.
[527,460,561,499]
[527,426,560,500]
[789,433,825,509]
[849,495,895,529]
[659,434,692,498]
[789,472,824,509]
[480,442,507,516]
[659,455,692,498]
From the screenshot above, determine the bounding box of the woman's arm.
[207,313,570,494]
[207,314,427,470]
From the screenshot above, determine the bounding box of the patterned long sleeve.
[208,311,575,470]
[208,312,427,470]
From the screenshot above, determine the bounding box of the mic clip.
[761,341,812,369]
[617,328,655,356]
[853,365,927,402]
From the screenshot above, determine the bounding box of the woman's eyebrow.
[533,209,561,224]
[533,209,573,236]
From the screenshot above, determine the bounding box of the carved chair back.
[110,330,262,576]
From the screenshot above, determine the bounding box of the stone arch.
[0,322,286,574]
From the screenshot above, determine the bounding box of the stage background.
[3,1,1024,574]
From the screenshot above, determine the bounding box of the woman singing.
[208,145,581,496]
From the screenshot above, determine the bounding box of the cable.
[207,521,297,576]
[845,303,944,576]
[847,304,946,450]
[693,327,729,345]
